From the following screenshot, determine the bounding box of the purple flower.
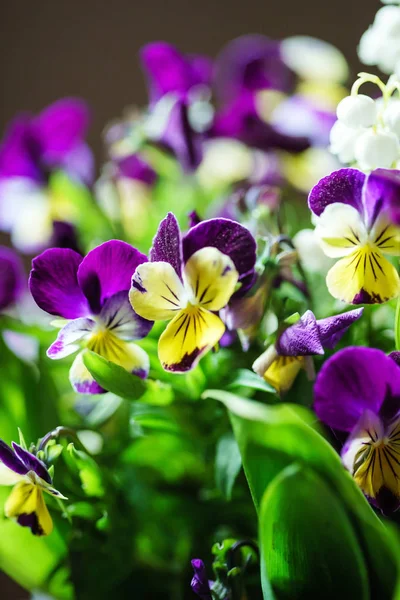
[314,347,400,513]
[130,213,256,372]
[0,246,25,311]
[0,438,66,536]
[141,42,213,171]
[0,98,94,253]
[191,559,213,600]
[0,98,94,186]
[309,168,400,304]
[253,309,363,393]
[117,154,158,186]
[29,241,153,394]
[213,35,294,105]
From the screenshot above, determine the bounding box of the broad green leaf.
[65,443,105,498]
[215,432,242,500]
[82,351,147,401]
[260,464,369,600]
[203,390,399,599]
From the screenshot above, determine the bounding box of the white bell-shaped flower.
[354,128,400,170]
[383,99,400,137]
[336,95,377,128]
[330,121,365,164]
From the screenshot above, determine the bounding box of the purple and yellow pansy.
[309,168,400,304]
[315,347,400,514]
[129,213,257,372]
[253,308,363,393]
[29,240,152,393]
[0,439,66,536]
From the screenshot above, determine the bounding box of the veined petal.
[158,306,225,372]
[326,247,400,304]
[69,352,105,395]
[314,203,368,258]
[87,330,150,379]
[47,317,95,359]
[369,213,400,256]
[5,482,53,536]
[183,247,239,311]
[263,355,305,393]
[99,292,153,341]
[150,212,183,278]
[308,168,365,217]
[130,261,187,321]
[0,463,27,486]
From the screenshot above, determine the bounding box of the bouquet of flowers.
[2,1,400,598]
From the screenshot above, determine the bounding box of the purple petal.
[0,246,25,311]
[314,347,400,432]
[141,42,210,103]
[190,559,212,600]
[77,240,148,314]
[61,142,95,185]
[363,168,400,229]
[211,94,309,153]
[214,35,294,105]
[0,440,28,476]
[308,168,365,217]
[69,352,105,395]
[316,308,364,349]
[51,221,80,253]
[12,443,51,484]
[0,116,42,182]
[182,218,257,288]
[99,291,153,340]
[276,310,324,356]
[118,154,157,186]
[47,317,95,359]
[33,98,90,162]
[157,99,203,171]
[29,248,89,319]
[150,213,183,278]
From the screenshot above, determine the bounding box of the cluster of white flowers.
[330,73,400,170]
[359,0,400,76]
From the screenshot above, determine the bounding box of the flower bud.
[354,129,399,170]
[336,95,377,128]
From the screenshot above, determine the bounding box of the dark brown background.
[0,0,379,598]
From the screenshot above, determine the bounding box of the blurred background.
[0,0,381,597]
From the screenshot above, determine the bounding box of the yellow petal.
[5,482,53,536]
[263,355,305,393]
[158,306,225,372]
[314,203,368,258]
[130,261,186,321]
[87,332,149,377]
[183,247,239,311]
[326,246,400,304]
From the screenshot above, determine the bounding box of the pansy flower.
[29,241,152,393]
[0,98,94,253]
[130,213,256,372]
[309,168,400,304]
[314,347,400,513]
[191,559,213,600]
[0,439,66,536]
[141,42,213,170]
[252,308,363,393]
[0,246,25,312]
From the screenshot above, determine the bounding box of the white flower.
[354,129,400,170]
[358,5,400,74]
[329,121,366,164]
[336,95,377,128]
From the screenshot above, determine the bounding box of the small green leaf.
[82,350,147,400]
[66,443,105,498]
[283,312,301,325]
[215,432,242,500]
[227,369,276,394]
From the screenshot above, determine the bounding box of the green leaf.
[260,464,369,600]
[82,351,147,400]
[215,432,242,500]
[65,443,105,498]
[227,369,276,394]
[203,390,399,599]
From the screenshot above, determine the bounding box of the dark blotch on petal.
[375,486,400,515]
[17,512,44,536]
